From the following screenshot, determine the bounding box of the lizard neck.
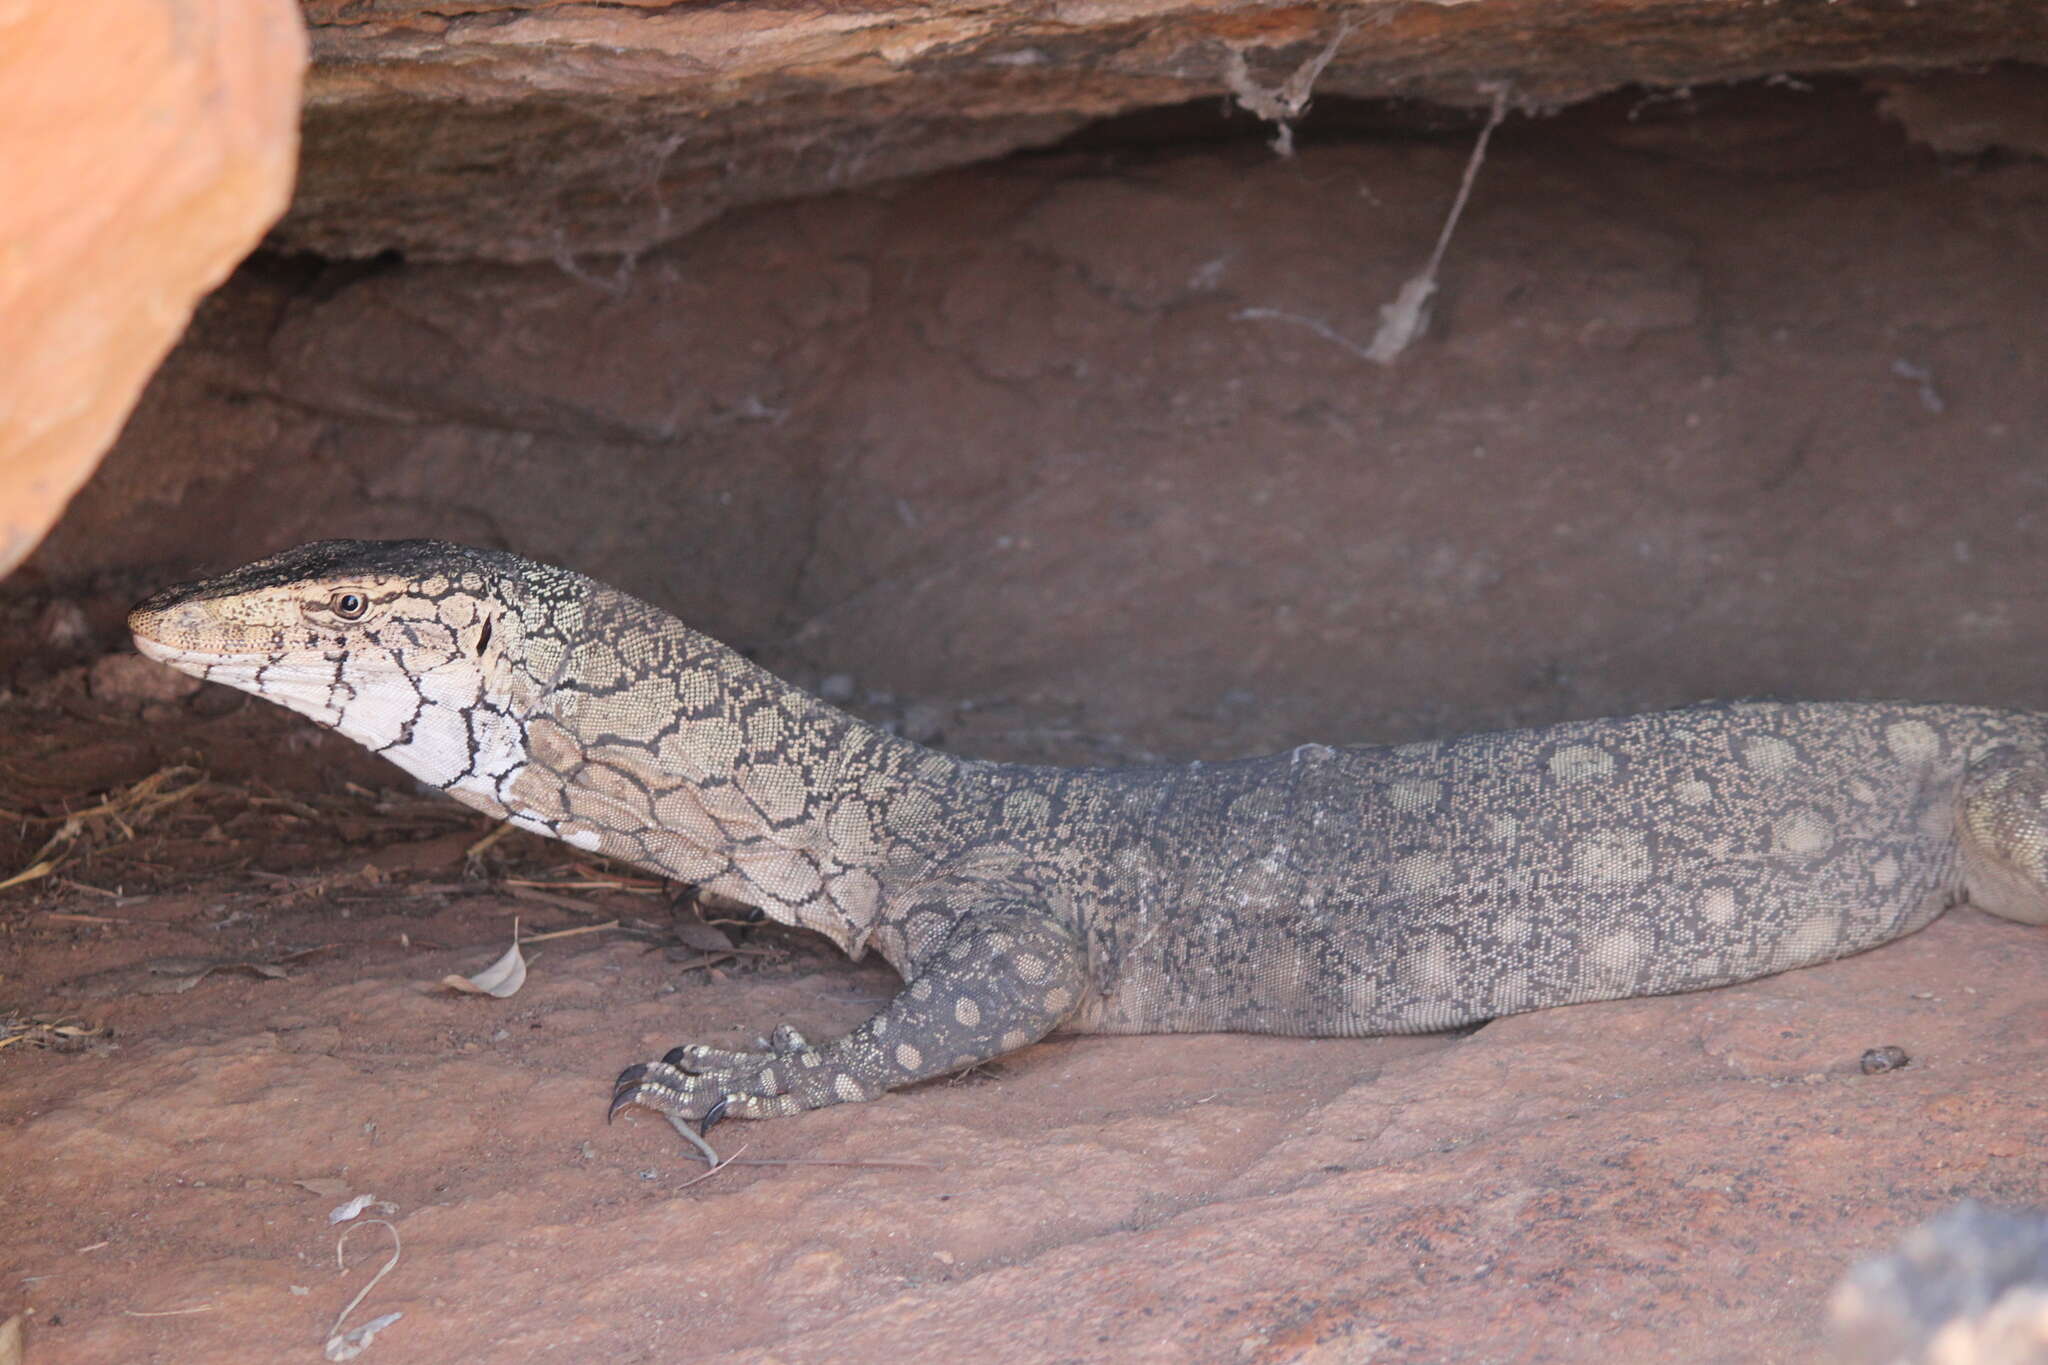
[487,581,980,961]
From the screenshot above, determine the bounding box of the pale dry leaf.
[438,938,526,998]
[328,1194,381,1225]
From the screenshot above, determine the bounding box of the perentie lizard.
[129,540,2048,1127]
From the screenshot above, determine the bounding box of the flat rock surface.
[3,678,2048,1362]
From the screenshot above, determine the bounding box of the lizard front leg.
[609,907,1087,1127]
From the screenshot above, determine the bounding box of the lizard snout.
[128,598,226,659]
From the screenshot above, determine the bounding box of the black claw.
[607,1085,644,1124]
[615,1061,654,1089]
[698,1095,730,1134]
[660,1045,694,1069]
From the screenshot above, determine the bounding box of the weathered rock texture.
[28,82,2048,763]
[288,0,2048,261]
[0,1,304,579]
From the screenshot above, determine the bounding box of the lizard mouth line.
[130,632,239,666]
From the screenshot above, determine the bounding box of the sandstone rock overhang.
[288,0,2048,263]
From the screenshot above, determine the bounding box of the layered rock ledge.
[288,0,2048,261]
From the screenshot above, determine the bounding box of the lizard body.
[130,540,2048,1125]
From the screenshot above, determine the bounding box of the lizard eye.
[329,591,369,621]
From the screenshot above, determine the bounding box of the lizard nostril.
[128,602,211,645]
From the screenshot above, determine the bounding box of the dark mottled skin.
[131,541,2048,1125]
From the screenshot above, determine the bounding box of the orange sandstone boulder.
[0,0,304,577]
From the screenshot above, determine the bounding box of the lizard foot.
[609,1024,849,1130]
[609,907,1086,1129]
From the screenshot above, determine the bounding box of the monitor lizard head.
[128,538,578,804]
[133,538,937,957]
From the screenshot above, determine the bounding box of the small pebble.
[1860,1046,1910,1075]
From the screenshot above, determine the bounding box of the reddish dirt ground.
[5,669,2048,1363]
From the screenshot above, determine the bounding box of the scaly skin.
[130,539,2048,1127]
